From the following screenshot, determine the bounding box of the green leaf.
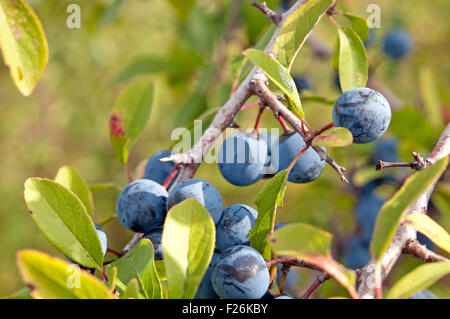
[402,214,450,253]
[109,79,153,165]
[344,13,369,41]
[0,0,48,96]
[419,67,444,128]
[273,0,333,70]
[243,49,304,118]
[337,26,368,92]
[250,170,289,260]
[370,158,449,261]
[105,239,163,299]
[16,250,114,299]
[312,127,353,147]
[268,223,333,258]
[121,279,142,299]
[54,166,94,216]
[24,178,103,268]
[155,260,166,281]
[387,262,450,299]
[162,199,215,299]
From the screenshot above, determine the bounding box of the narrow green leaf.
[121,279,142,299]
[155,260,166,281]
[250,170,289,260]
[109,80,153,165]
[268,223,333,258]
[387,262,450,299]
[371,158,449,261]
[0,0,48,96]
[312,127,353,147]
[273,0,333,70]
[243,49,304,118]
[344,13,369,41]
[16,250,114,299]
[402,214,450,253]
[338,26,368,92]
[24,178,103,268]
[55,166,94,216]
[419,67,444,128]
[105,239,163,299]
[162,199,215,299]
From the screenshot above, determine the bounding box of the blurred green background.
[0,0,449,297]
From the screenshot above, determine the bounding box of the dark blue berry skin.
[356,192,384,243]
[409,290,438,299]
[370,138,399,165]
[343,237,371,270]
[271,133,325,183]
[143,227,163,260]
[144,150,179,187]
[216,204,258,252]
[383,29,412,59]
[261,291,275,300]
[195,252,220,299]
[167,179,223,224]
[274,223,287,231]
[211,245,270,299]
[66,224,107,264]
[364,28,375,48]
[218,132,268,186]
[417,232,435,250]
[334,71,341,91]
[293,76,311,93]
[259,131,279,178]
[116,179,168,233]
[281,0,291,11]
[333,87,391,144]
[275,295,295,299]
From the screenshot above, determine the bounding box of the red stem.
[253,106,265,131]
[162,165,181,189]
[300,278,322,299]
[125,165,133,183]
[314,122,335,137]
[288,145,310,171]
[98,267,109,282]
[241,100,261,111]
[107,248,124,258]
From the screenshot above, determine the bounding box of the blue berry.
[218,132,268,186]
[417,232,435,250]
[144,150,179,187]
[258,131,279,177]
[409,290,438,299]
[383,29,412,59]
[211,245,270,299]
[293,76,311,93]
[370,138,399,165]
[333,87,391,144]
[116,179,168,233]
[343,237,371,270]
[275,295,295,299]
[216,204,258,252]
[356,192,384,243]
[168,179,223,224]
[143,227,163,260]
[195,252,220,299]
[271,133,325,183]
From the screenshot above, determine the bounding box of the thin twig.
[251,0,283,25]
[402,239,450,263]
[300,272,330,299]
